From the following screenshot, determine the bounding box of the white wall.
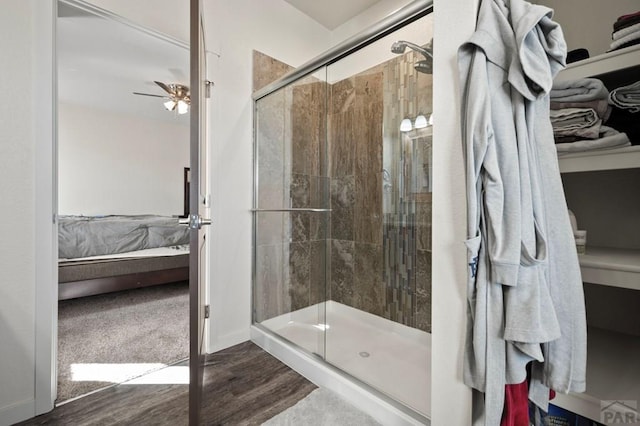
[330,0,415,45]
[204,0,331,352]
[58,103,189,216]
[0,1,54,424]
[0,1,36,421]
[431,0,477,424]
[536,0,639,56]
[86,0,189,43]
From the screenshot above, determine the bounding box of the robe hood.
[469,0,567,100]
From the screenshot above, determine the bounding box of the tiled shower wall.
[253,51,328,322]
[253,50,432,332]
[328,71,386,317]
[329,52,432,332]
[253,51,292,321]
[381,51,433,332]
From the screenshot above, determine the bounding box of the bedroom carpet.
[57,281,189,403]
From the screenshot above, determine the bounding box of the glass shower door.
[253,71,329,358]
[323,14,433,416]
[252,9,433,420]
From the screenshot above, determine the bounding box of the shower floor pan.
[260,301,431,417]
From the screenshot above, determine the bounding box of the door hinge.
[204,304,210,319]
[205,80,214,99]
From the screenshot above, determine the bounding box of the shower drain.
[359,351,371,358]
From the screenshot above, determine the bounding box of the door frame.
[35,0,201,418]
[34,0,58,416]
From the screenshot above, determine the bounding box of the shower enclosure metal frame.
[251,0,434,422]
[251,0,433,102]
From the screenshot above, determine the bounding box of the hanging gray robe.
[458,0,587,424]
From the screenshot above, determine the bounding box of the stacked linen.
[607,80,640,145]
[555,126,631,154]
[550,108,601,140]
[610,11,640,51]
[550,78,630,155]
[609,80,640,113]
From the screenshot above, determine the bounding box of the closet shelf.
[555,44,640,82]
[558,145,640,173]
[552,327,640,423]
[579,246,640,291]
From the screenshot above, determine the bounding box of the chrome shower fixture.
[391,40,433,74]
[414,60,432,74]
[390,40,432,58]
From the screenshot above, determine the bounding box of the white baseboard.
[207,328,250,353]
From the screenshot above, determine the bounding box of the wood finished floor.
[17,341,317,426]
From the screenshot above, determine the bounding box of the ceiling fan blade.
[154,81,174,95]
[133,92,166,98]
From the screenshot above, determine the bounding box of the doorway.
[55,0,191,404]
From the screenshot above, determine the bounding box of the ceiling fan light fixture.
[134,81,190,114]
[163,99,176,111]
[177,100,189,115]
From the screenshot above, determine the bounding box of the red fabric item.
[617,10,640,22]
[501,381,530,426]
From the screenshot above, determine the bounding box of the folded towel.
[613,22,640,40]
[555,135,584,144]
[613,39,640,51]
[550,99,611,121]
[556,126,631,155]
[610,29,640,51]
[551,78,609,103]
[550,108,601,140]
[613,11,640,32]
[609,80,640,113]
[554,123,602,140]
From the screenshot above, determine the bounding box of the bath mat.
[262,387,382,426]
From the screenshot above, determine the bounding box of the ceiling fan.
[133,81,190,114]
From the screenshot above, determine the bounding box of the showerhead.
[414,60,432,74]
[390,41,408,54]
[390,40,433,74]
[390,40,432,59]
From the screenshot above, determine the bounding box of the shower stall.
[252,2,433,422]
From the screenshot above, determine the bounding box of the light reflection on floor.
[70,363,188,385]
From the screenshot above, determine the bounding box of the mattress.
[58,215,190,259]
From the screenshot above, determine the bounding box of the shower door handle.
[251,208,332,212]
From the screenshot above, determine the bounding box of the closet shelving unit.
[555,44,640,83]
[554,44,640,422]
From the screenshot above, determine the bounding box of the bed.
[58,215,190,300]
